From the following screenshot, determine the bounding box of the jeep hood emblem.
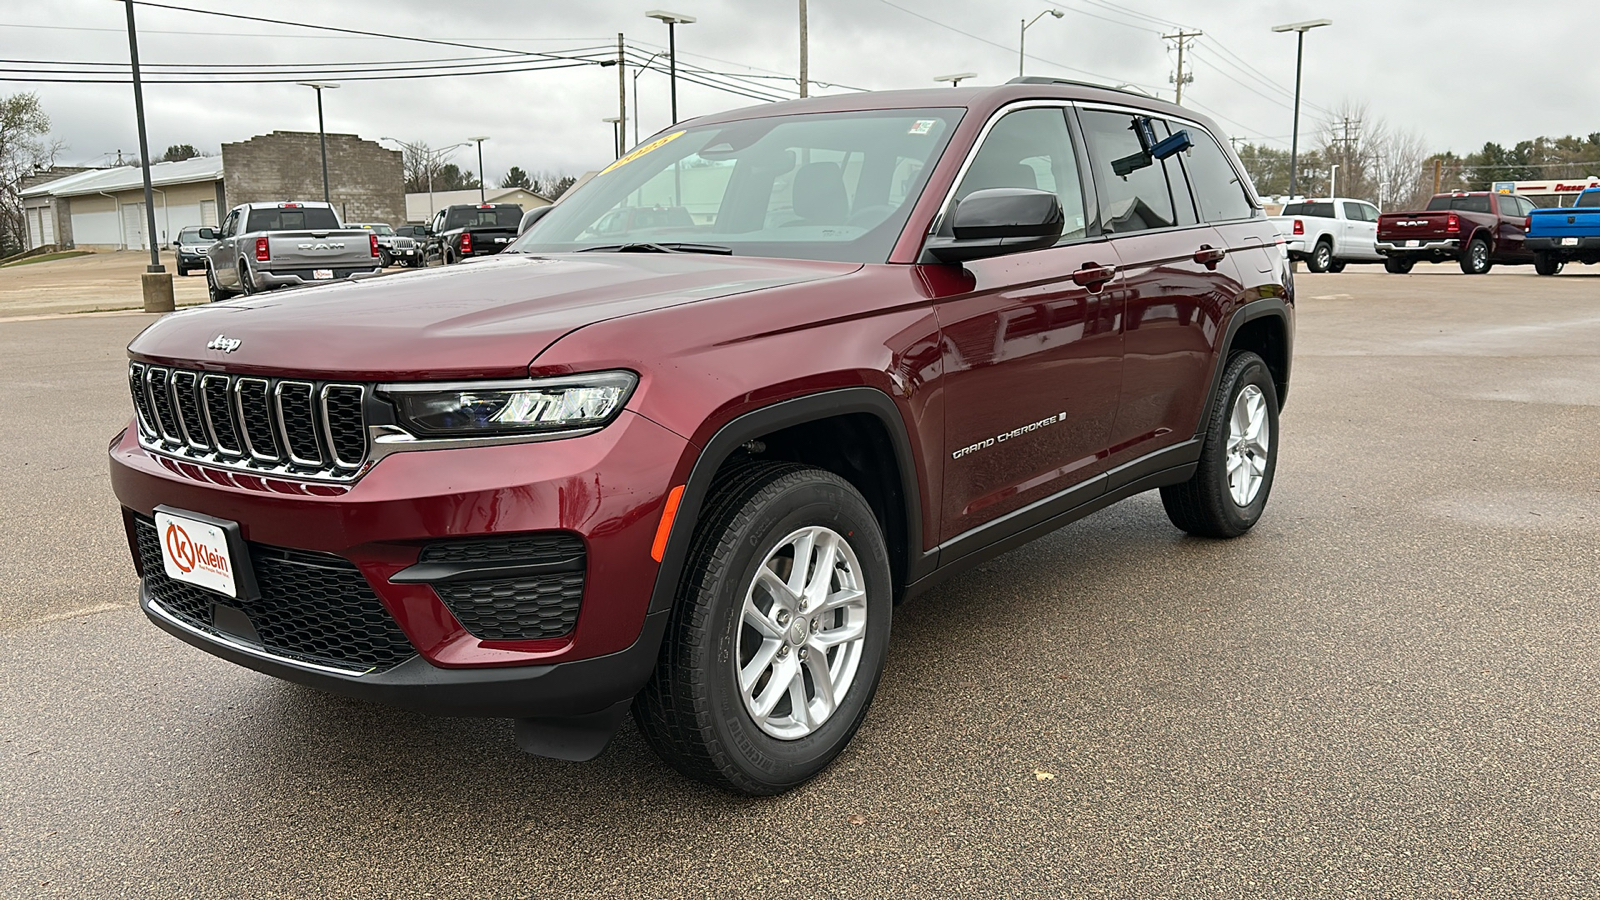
[206,334,242,353]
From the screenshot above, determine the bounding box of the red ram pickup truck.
[1376,191,1537,274]
[112,79,1293,795]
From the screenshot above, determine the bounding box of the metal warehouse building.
[20,156,224,252]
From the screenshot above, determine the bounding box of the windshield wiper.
[577,242,733,255]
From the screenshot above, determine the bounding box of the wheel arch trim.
[645,387,928,617]
[1197,298,1292,437]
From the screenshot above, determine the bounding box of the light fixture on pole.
[467,135,490,204]
[1019,9,1064,77]
[645,10,696,124]
[381,137,468,219]
[933,72,978,88]
[631,51,665,146]
[1271,18,1331,200]
[297,82,340,204]
[602,117,624,160]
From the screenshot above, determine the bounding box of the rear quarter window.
[1180,130,1255,222]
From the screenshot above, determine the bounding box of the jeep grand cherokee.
[112,78,1292,795]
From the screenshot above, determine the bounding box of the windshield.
[444,207,523,229]
[177,228,208,242]
[353,223,395,235]
[510,107,962,263]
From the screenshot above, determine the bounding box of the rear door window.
[1342,201,1365,221]
[1078,109,1177,234]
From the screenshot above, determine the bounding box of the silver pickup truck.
[204,201,381,301]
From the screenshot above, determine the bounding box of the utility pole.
[617,33,628,151]
[799,0,809,98]
[1163,30,1201,105]
[1433,157,1443,195]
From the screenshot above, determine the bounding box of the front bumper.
[110,409,690,718]
[1377,238,1459,255]
[250,266,383,290]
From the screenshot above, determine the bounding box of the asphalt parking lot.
[2,265,1599,898]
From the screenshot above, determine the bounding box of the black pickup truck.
[422,203,524,266]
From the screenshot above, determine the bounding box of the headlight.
[382,371,638,438]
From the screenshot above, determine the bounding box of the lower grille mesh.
[134,516,415,673]
[435,574,585,641]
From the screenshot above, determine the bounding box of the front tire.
[1306,239,1333,273]
[378,249,393,268]
[1534,252,1564,276]
[1160,351,1280,539]
[1325,259,1347,273]
[634,463,893,795]
[1460,236,1492,274]
[1384,256,1415,275]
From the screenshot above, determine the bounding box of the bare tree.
[0,92,62,255]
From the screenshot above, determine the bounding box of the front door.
[933,105,1124,545]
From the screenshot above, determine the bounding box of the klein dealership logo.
[164,521,230,578]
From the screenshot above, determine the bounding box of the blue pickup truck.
[1526,187,1600,275]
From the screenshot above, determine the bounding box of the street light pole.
[646,10,696,124]
[1019,9,1064,78]
[1272,19,1331,200]
[468,136,490,203]
[297,82,340,204]
[122,0,161,272]
[603,117,623,160]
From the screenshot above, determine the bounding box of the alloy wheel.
[1226,384,1270,507]
[736,526,868,740]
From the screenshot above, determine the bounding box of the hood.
[128,253,861,380]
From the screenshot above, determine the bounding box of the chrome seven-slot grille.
[129,361,368,481]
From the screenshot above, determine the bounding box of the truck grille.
[129,362,368,481]
[134,516,415,674]
[421,534,586,641]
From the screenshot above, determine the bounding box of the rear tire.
[1460,236,1492,274]
[1325,259,1347,273]
[633,463,893,796]
[1306,239,1333,273]
[237,262,256,295]
[1384,257,1415,275]
[1534,252,1564,276]
[1160,351,1279,539]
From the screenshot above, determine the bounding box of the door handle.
[1071,264,1116,289]
[1193,245,1227,268]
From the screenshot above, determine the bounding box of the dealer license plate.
[155,511,238,598]
[1561,238,1579,247]
[313,268,334,280]
[1402,240,1417,248]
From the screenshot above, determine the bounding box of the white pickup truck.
[1269,197,1383,273]
[204,201,381,301]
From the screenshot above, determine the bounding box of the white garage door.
[201,200,218,227]
[121,202,147,251]
[41,207,56,246]
[26,209,42,249]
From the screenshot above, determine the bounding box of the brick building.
[221,131,404,226]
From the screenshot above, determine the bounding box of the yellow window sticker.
[599,130,687,175]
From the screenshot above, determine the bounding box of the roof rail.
[1005,76,1157,99]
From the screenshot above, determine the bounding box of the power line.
[872,0,1166,92]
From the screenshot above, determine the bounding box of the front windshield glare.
[509,108,961,263]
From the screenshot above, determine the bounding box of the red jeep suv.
[112,79,1293,795]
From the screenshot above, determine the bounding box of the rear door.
[1075,107,1241,475]
[1342,200,1380,260]
[1495,194,1533,260]
[932,103,1124,546]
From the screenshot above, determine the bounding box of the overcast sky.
[8,0,1599,183]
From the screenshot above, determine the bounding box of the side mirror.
[923,188,1064,264]
[198,227,217,240]
[518,206,553,236]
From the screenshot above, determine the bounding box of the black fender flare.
[1195,297,1293,440]
[645,387,927,616]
